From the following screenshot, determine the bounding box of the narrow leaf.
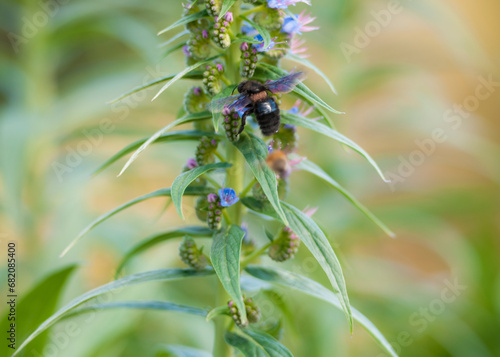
[240,15,271,50]
[219,0,237,18]
[225,330,293,357]
[282,112,389,183]
[172,162,231,219]
[158,9,209,35]
[233,132,288,225]
[157,345,212,357]
[241,197,353,331]
[61,186,212,257]
[93,130,220,175]
[118,111,212,176]
[294,157,395,237]
[116,226,213,277]
[286,53,338,95]
[211,85,236,132]
[246,265,398,357]
[225,331,267,357]
[159,30,189,48]
[12,269,214,357]
[211,225,247,325]
[163,41,187,59]
[244,330,293,357]
[152,55,222,101]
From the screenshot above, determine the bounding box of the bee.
[266,150,291,178]
[208,72,305,136]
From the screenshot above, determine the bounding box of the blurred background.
[0,0,499,356]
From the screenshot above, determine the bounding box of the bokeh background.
[1,0,499,356]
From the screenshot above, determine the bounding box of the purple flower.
[252,34,286,52]
[218,187,240,207]
[281,11,319,35]
[288,99,322,121]
[186,158,198,170]
[267,0,311,9]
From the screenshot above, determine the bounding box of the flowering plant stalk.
[13,1,398,356]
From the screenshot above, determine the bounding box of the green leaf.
[219,0,238,18]
[12,268,214,357]
[224,330,293,357]
[118,111,212,176]
[61,186,212,257]
[1,265,77,357]
[241,197,353,332]
[294,157,395,237]
[65,301,207,319]
[285,53,338,95]
[211,225,247,325]
[245,265,398,357]
[163,41,187,59]
[93,130,220,175]
[156,345,212,357]
[116,226,213,277]
[108,71,204,104]
[233,34,262,44]
[254,63,342,114]
[158,9,209,35]
[233,132,288,225]
[172,162,231,219]
[159,30,189,48]
[211,85,237,132]
[152,55,222,101]
[206,305,229,322]
[281,112,389,183]
[240,15,271,50]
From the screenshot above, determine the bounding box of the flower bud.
[213,12,233,49]
[202,63,224,96]
[184,86,210,114]
[195,195,209,222]
[179,236,208,270]
[207,193,223,230]
[204,0,221,17]
[240,42,258,78]
[272,124,298,153]
[223,107,242,142]
[268,226,300,262]
[187,29,212,60]
[254,9,284,31]
[195,136,219,166]
[228,297,261,327]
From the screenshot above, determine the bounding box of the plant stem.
[213,3,243,357]
[241,241,272,268]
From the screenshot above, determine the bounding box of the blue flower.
[281,11,319,35]
[218,187,240,207]
[252,34,286,52]
[267,0,311,9]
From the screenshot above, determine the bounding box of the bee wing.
[207,94,251,113]
[266,71,306,94]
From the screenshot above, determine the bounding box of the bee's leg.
[238,108,253,134]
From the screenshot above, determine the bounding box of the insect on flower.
[208,72,306,136]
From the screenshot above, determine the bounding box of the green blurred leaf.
[225,330,293,357]
[163,41,187,59]
[294,157,394,237]
[116,226,214,277]
[211,86,237,132]
[286,53,337,95]
[93,130,221,175]
[281,112,389,183]
[244,330,293,357]
[156,344,212,357]
[1,265,77,357]
[12,269,214,357]
[172,162,231,219]
[211,225,247,325]
[206,305,229,322]
[240,15,271,50]
[234,133,288,225]
[219,0,238,18]
[241,197,353,331]
[61,186,212,257]
[158,9,209,35]
[118,111,212,176]
[159,30,190,48]
[254,64,342,114]
[245,265,398,357]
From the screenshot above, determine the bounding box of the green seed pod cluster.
[184,86,210,114]
[272,124,298,153]
[213,12,233,49]
[222,107,241,142]
[184,1,206,32]
[179,236,208,270]
[228,297,261,327]
[204,0,221,17]
[202,63,224,96]
[195,195,209,222]
[195,136,218,166]
[268,226,300,262]
[253,8,284,31]
[240,42,258,78]
[187,29,212,60]
[207,193,223,230]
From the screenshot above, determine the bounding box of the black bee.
[209,72,305,136]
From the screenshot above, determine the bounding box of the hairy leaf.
[158,9,209,35]
[225,332,267,357]
[234,132,288,225]
[61,186,212,257]
[241,197,353,331]
[219,0,238,18]
[163,41,187,59]
[281,112,389,183]
[116,226,214,277]
[159,30,189,48]
[286,53,337,95]
[240,15,271,50]
[246,265,398,357]
[172,162,231,219]
[12,269,214,357]
[211,225,247,325]
[294,157,394,237]
[118,111,212,176]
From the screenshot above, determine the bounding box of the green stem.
[241,241,272,268]
[213,3,243,357]
[240,178,258,197]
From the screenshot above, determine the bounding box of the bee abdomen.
[257,112,281,136]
